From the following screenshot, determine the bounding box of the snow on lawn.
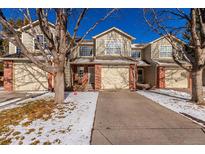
[0,92,98,145]
[137,89,205,125]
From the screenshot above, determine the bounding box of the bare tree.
[0,8,116,103]
[144,8,205,104]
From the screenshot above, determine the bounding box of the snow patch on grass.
[0,92,98,145]
[137,89,205,125]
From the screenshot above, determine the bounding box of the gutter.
[0,57,29,61]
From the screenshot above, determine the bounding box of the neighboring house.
[0,20,55,91]
[0,23,200,92]
[141,36,192,89]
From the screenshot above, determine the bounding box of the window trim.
[105,39,123,56]
[33,34,47,51]
[159,45,172,58]
[79,45,93,57]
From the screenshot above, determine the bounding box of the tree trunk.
[64,62,71,90]
[191,69,204,104]
[54,71,65,103]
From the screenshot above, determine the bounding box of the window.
[16,46,21,54]
[138,68,144,83]
[131,50,141,59]
[77,67,84,78]
[159,45,172,58]
[79,46,93,57]
[105,40,123,55]
[34,34,48,50]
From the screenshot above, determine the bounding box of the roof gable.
[92,27,135,40]
[143,35,185,49]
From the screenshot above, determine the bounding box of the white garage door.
[165,69,188,88]
[101,66,129,89]
[14,62,48,91]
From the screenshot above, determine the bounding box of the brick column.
[4,60,13,91]
[129,64,137,91]
[157,66,165,88]
[48,73,53,91]
[95,65,101,90]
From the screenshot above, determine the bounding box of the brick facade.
[95,64,101,90]
[4,60,13,91]
[157,66,165,88]
[129,64,137,90]
[48,73,53,91]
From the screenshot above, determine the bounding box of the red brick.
[157,66,165,88]
[48,72,53,91]
[4,61,13,91]
[129,64,137,90]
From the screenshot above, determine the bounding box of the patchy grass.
[0,99,55,145]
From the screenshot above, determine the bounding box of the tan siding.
[95,30,132,57]
[101,65,129,89]
[141,45,151,62]
[9,42,16,54]
[22,25,55,53]
[151,37,172,60]
[13,62,48,91]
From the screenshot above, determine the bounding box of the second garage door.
[165,68,188,88]
[101,66,129,89]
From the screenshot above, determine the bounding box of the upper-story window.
[131,50,141,59]
[34,34,48,50]
[16,46,21,54]
[159,45,172,58]
[79,46,93,57]
[105,40,123,55]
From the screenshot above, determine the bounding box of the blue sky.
[2,8,190,44]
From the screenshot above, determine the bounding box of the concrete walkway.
[91,91,205,145]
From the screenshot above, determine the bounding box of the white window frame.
[79,46,93,57]
[159,45,172,58]
[137,68,144,83]
[105,39,123,55]
[33,34,47,51]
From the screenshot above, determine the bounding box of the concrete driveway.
[91,91,205,145]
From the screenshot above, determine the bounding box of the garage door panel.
[101,66,129,89]
[14,63,48,91]
[165,69,188,88]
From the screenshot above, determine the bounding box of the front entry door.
[88,67,95,84]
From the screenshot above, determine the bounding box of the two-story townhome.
[1,22,203,92]
[70,27,150,91]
